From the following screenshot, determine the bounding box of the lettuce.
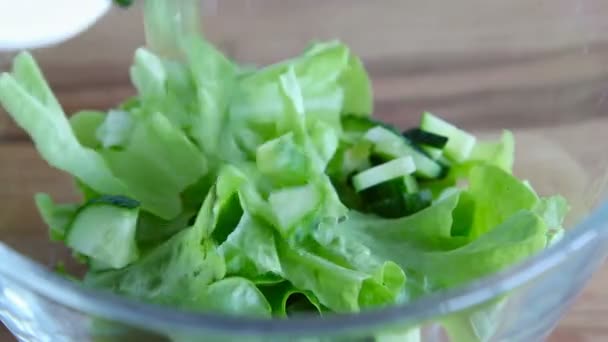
[0,53,127,196]
[0,0,572,331]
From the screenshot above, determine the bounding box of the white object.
[0,0,111,50]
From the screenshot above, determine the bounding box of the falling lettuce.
[0,0,570,337]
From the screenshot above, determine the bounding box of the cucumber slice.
[403,190,433,214]
[66,195,140,269]
[359,177,407,218]
[402,128,448,149]
[403,175,419,193]
[342,115,401,135]
[342,140,373,175]
[420,112,476,162]
[360,177,429,218]
[352,156,415,192]
[421,145,443,160]
[364,126,442,178]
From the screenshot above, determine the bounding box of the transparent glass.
[1,1,608,341]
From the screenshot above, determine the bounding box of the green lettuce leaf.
[192,277,271,318]
[184,36,238,157]
[333,192,546,290]
[220,213,282,279]
[422,210,546,287]
[100,111,207,219]
[534,195,570,229]
[275,238,373,313]
[469,130,515,173]
[95,110,135,149]
[534,195,570,247]
[34,193,79,241]
[69,110,105,149]
[259,281,322,317]
[130,48,167,107]
[468,164,539,238]
[0,53,127,196]
[230,41,372,137]
[143,0,202,58]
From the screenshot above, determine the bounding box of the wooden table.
[1,2,608,341]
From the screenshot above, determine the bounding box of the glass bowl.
[1,1,608,341]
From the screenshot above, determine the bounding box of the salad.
[0,0,569,323]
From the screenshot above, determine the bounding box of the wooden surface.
[1,1,608,341]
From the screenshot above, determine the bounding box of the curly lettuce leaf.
[220,213,282,279]
[230,41,372,136]
[259,281,322,317]
[192,277,271,318]
[333,192,546,290]
[275,238,381,313]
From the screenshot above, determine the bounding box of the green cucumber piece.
[352,156,415,192]
[420,112,476,163]
[403,175,419,193]
[402,128,448,149]
[66,195,140,269]
[421,145,443,160]
[403,190,433,214]
[364,126,442,178]
[360,177,430,218]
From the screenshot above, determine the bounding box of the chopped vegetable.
[352,156,416,192]
[420,112,477,162]
[0,0,570,327]
[66,195,140,269]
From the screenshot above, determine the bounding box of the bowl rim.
[1,200,607,337]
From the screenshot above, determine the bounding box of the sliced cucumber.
[403,190,433,214]
[359,177,408,218]
[66,195,140,269]
[360,177,405,201]
[342,115,401,135]
[352,156,415,192]
[420,112,476,163]
[403,175,419,193]
[342,140,373,175]
[364,126,442,178]
[310,120,339,168]
[402,128,448,149]
[360,178,430,218]
[421,145,443,160]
